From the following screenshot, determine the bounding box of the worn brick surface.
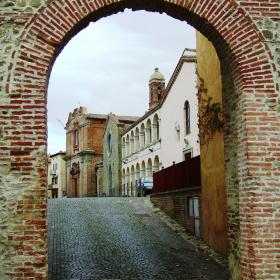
[0,0,279,279]
[48,197,229,280]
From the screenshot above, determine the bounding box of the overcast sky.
[47,9,196,154]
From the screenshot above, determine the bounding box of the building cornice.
[49,151,66,158]
[65,150,97,160]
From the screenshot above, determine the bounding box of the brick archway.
[1,1,279,279]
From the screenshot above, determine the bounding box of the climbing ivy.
[197,77,223,145]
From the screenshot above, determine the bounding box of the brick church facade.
[65,107,107,197]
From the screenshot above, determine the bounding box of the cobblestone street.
[48,198,228,280]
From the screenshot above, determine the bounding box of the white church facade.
[121,49,199,196]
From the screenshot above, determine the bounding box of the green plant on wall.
[197,76,223,145]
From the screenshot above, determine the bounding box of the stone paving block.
[48,197,229,280]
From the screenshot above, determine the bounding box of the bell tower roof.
[149,67,165,84]
[148,68,165,110]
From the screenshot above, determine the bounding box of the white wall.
[122,109,161,196]
[160,59,199,168]
[121,52,200,195]
[48,153,66,198]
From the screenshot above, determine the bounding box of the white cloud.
[47,122,66,154]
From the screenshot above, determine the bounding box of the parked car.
[137,176,153,197]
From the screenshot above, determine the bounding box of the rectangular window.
[52,163,57,171]
[185,152,192,161]
[193,196,200,237]
[183,147,192,161]
[187,196,194,217]
[193,197,199,218]
[184,101,190,135]
[74,129,79,146]
[187,195,200,237]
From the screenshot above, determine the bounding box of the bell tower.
[149,68,165,110]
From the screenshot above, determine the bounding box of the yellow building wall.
[196,32,228,255]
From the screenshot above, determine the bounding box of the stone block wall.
[0,0,279,279]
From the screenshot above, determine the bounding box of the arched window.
[136,163,140,181]
[126,135,130,155]
[157,86,162,101]
[107,132,112,157]
[153,155,160,172]
[130,131,135,154]
[122,168,126,196]
[122,138,126,157]
[147,158,153,177]
[131,165,135,196]
[141,161,146,177]
[184,101,190,135]
[125,167,130,196]
[152,114,159,141]
[73,126,79,147]
[140,123,145,147]
[146,119,152,145]
[135,128,140,151]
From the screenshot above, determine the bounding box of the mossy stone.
[16,0,26,7]
[29,0,41,7]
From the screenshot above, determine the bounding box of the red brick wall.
[64,112,106,197]
[87,121,107,154]
[151,188,201,236]
[0,0,279,279]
